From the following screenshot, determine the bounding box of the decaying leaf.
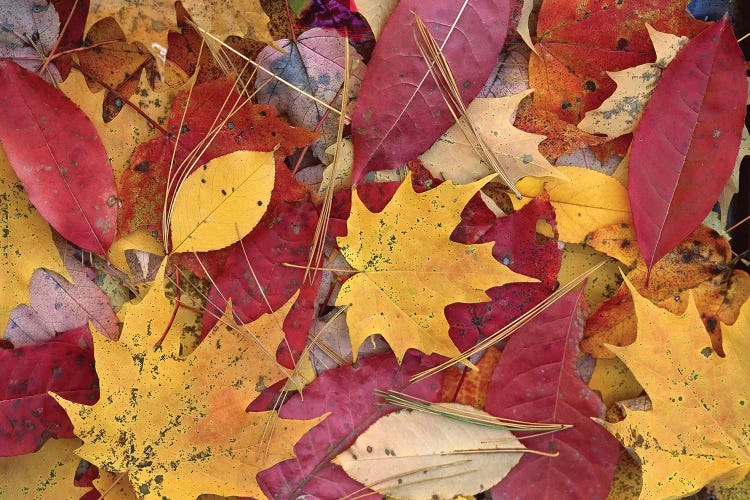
[0,438,89,498]
[337,173,536,361]
[606,280,750,499]
[52,263,323,498]
[0,0,61,81]
[511,166,631,243]
[255,27,366,161]
[0,146,68,333]
[420,90,564,185]
[169,150,274,253]
[334,404,527,499]
[577,25,687,138]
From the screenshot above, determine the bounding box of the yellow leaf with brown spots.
[51,262,322,499]
[336,173,536,362]
[606,280,750,499]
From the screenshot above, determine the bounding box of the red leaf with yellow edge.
[628,18,747,272]
[118,78,316,240]
[0,61,118,254]
[257,352,444,499]
[350,0,510,188]
[0,326,98,456]
[530,0,704,123]
[486,287,620,499]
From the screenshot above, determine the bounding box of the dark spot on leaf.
[114,98,123,109]
[227,121,234,130]
[201,178,206,184]
[620,239,631,249]
[700,347,712,358]
[705,316,717,333]
[181,124,190,134]
[561,101,572,110]
[616,38,628,50]
[583,80,596,92]
[221,189,227,196]
[259,110,267,117]
[257,200,263,206]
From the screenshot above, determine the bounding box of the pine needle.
[410,260,608,383]
[412,12,522,199]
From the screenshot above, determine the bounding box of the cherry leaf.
[0,61,117,254]
[628,18,747,272]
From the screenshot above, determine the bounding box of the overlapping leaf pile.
[0,0,749,498]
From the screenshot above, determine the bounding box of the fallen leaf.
[577,25,687,138]
[200,200,321,368]
[169,150,274,253]
[628,18,747,272]
[350,0,510,187]
[319,138,354,195]
[335,403,527,498]
[487,287,621,499]
[337,173,536,361]
[0,0,61,81]
[0,326,98,456]
[86,0,274,63]
[5,238,119,345]
[478,43,530,99]
[355,0,397,38]
[257,352,444,499]
[442,347,502,408]
[0,145,68,333]
[511,166,632,243]
[557,243,622,311]
[606,279,750,499]
[0,61,118,254]
[446,193,561,351]
[529,0,704,122]
[582,225,750,358]
[585,222,641,267]
[119,77,316,240]
[420,90,564,185]
[255,28,366,161]
[0,438,89,498]
[588,357,643,408]
[52,263,322,498]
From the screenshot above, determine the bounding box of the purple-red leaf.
[0,326,98,456]
[256,352,443,499]
[486,288,620,499]
[350,0,509,189]
[0,61,117,254]
[628,18,747,272]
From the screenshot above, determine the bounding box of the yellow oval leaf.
[170,150,274,253]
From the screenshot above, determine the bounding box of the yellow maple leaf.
[86,0,273,63]
[511,166,632,243]
[578,25,687,138]
[0,146,69,333]
[0,438,88,499]
[420,90,564,185]
[52,263,323,499]
[606,279,750,499]
[336,173,536,361]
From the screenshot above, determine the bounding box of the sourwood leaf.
[628,18,747,272]
[337,173,536,361]
[420,90,564,185]
[0,61,118,254]
[607,280,750,499]
[351,0,510,187]
[52,263,323,498]
[335,404,526,498]
[487,287,620,499]
[169,150,274,253]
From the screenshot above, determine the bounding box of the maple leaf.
[52,263,323,498]
[0,146,68,333]
[420,90,564,185]
[606,279,750,499]
[577,25,687,138]
[86,0,274,63]
[336,172,536,361]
